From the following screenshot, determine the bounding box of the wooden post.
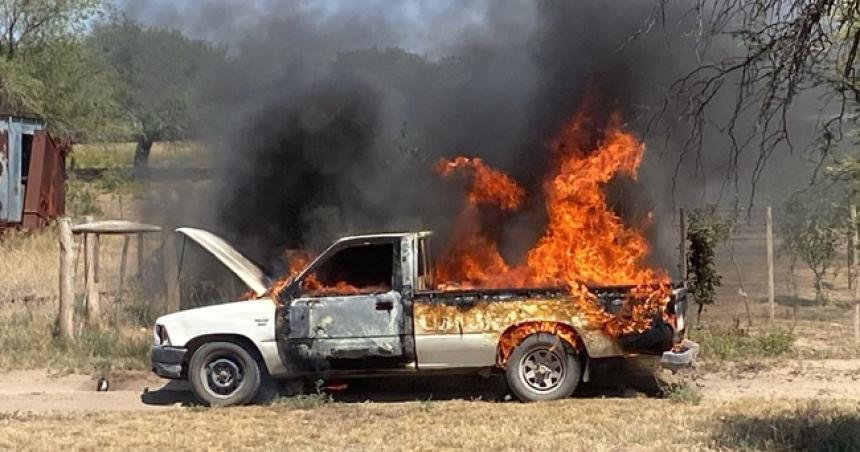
[137,233,144,277]
[767,206,775,322]
[85,232,101,327]
[679,207,687,283]
[119,235,130,293]
[852,205,859,345]
[163,232,180,313]
[116,235,130,328]
[58,217,75,340]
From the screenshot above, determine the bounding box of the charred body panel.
[276,236,416,375]
[287,291,407,361]
[413,288,622,364]
[412,285,681,367]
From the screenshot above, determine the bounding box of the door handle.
[375,300,394,311]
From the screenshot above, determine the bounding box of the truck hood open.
[176,227,269,297]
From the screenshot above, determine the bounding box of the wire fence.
[669,206,860,344]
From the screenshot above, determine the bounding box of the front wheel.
[505,333,582,402]
[188,342,262,406]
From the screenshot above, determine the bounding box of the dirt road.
[0,370,191,412]
[697,358,860,400]
[2,359,859,412]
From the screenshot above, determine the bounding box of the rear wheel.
[189,342,261,407]
[505,333,581,402]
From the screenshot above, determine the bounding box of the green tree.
[87,17,226,171]
[686,208,733,323]
[781,185,850,304]
[0,0,126,141]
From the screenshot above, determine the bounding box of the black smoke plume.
[125,1,819,277]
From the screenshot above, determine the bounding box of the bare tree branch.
[652,0,860,206]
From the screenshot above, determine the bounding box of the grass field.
[0,398,857,451]
[70,142,211,170]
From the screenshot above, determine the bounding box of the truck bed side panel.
[413,293,625,369]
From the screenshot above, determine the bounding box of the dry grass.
[0,301,151,373]
[0,226,155,373]
[0,398,857,451]
[0,229,60,302]
[0,225,158,302]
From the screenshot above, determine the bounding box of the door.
[284,239,409,372]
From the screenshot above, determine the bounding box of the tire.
[505,333,582,402]
[188,341,262,407]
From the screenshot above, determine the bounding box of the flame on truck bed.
[430,95,670,338]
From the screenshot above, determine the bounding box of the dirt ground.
[2,357,859,413]
[2,360,860,451]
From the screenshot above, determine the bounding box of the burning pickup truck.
[151,102,696,405]
[151,227,693,406]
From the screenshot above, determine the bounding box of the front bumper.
[151,345,187,379]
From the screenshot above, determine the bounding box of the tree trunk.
[133,137,153,175]
[813,272,826,306]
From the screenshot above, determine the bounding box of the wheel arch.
[184,334,270,377]
[497,321,589,368]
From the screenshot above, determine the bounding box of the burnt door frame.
[280,237,412,373]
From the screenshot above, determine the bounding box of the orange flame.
[435,157,525,210]
[265,249,388,300]
[262,249,315,302]
[497,321,580,364]
[433,157,525,288]
[434,100,670,337]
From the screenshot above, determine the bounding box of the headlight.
[154,324,171,346]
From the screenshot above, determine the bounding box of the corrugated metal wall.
[0,116,65,230]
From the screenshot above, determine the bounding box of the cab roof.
[333,230,432,244]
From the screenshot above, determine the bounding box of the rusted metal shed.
[0,114,67,231]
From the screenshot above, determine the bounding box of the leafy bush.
[686,208,733,322]
[755,328,795,356]
[781,185,850,304]
[696,326,795,360]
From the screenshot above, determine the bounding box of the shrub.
[696,326,795,360]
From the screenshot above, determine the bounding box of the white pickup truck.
[151,228,695,406]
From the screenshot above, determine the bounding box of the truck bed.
[415,283,677,355]
[415,284,644,315]
[417,284,639,298]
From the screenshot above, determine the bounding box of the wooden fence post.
[85,231,101,327]
[852,205,859,345]
[767,206,775,322]
[115,235,130,328]
[58,217,75,339]
[163,232,180,313]
[137,233,144,277]
[679,207,687,283]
